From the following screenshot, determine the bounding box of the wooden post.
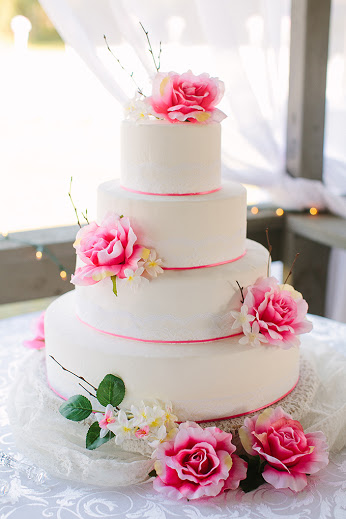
[286,0,331,181]
[284,0,332,315]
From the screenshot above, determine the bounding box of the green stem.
[139,22,159,72]
[68,177,81,228]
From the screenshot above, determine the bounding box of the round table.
[1,311,346,519]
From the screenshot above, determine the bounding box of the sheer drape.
[37,0,346,319]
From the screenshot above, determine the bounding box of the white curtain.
[38,0,346,319]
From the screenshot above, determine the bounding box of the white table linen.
[1,311,346,519]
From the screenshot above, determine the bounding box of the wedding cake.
[44,71,311,423]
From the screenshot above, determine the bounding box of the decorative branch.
[81,209,89,225]
[284,253,300,285]
[79,382,97,399]
[236,280,244,304]
[49,355,97,392]
[68,177,81,229]
[139,22,159,72]
[103,35,145,96]
[157,40,162,71]
[265,228,273,278]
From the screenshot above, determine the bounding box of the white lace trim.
[7,336,346,487]
[121,160,220,195]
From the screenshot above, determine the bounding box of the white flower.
[148,424,168,449]
[231,304,255,333]
[162,402,178,426]
[125,95,152,121]
[108,409,135,445]
[123,267,148,292]
[95,404,116,438]
[143,250,164,278]
[131,401,166,430]
[130,402,155,428]
[239,321,268,347]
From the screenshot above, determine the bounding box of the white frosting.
[45,291,300,421]
[98,180,247,268]
[120,120,221,194]
[75,240,268,342]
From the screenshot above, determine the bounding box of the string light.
[251,206,259,215]
[309,207,318,216]
[1,232,69,280]
[276,208,284,216]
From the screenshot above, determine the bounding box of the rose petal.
[262,465,308,492]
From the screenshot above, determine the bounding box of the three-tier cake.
[44,117,300,422]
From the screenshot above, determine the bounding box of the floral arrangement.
[71,212,163,296]
[127,70,226,124]
[55,360,328,500]
[23,312,45,350]
[104,24,226,124]
[231,276,313,349]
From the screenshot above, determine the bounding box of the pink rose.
[239,407,329,492]
[23,312,45,350]
[153,422,247,500]
[149,70,226,123]
[241,277,312,348]
[71,213,144,286]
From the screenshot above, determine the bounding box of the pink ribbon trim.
[47,377,68,401]
[76,313,243,344]
[162,251,246,271]
[120,185,221,196]
[47,376,299,423]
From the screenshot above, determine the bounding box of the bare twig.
[236,280,245,304]
[157,40,162,71]
[265,228,273,277]
[104,35,145,96]
[49,355,97,392]
[81,209,89,225]
[79,382,97,399]
[139,22,159,72]
[284,253,300,285]
[68,177,81,229]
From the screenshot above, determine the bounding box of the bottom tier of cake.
[45,291,300,422]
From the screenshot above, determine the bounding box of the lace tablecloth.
[1,311,346,519]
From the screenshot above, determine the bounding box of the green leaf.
[111,275,117,296]
[59,395,92,421]
[86,421,115,450]
[239,455,266,493]
[96,374,125,407]
[148,469,157,478]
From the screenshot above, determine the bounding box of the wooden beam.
[0,226,78,304]
[286,0,331,180]
[286,213,346,249]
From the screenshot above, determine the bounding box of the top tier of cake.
[120,120,221,194]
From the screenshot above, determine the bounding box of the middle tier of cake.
[75,239,268,342]
[98,179,247,268]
